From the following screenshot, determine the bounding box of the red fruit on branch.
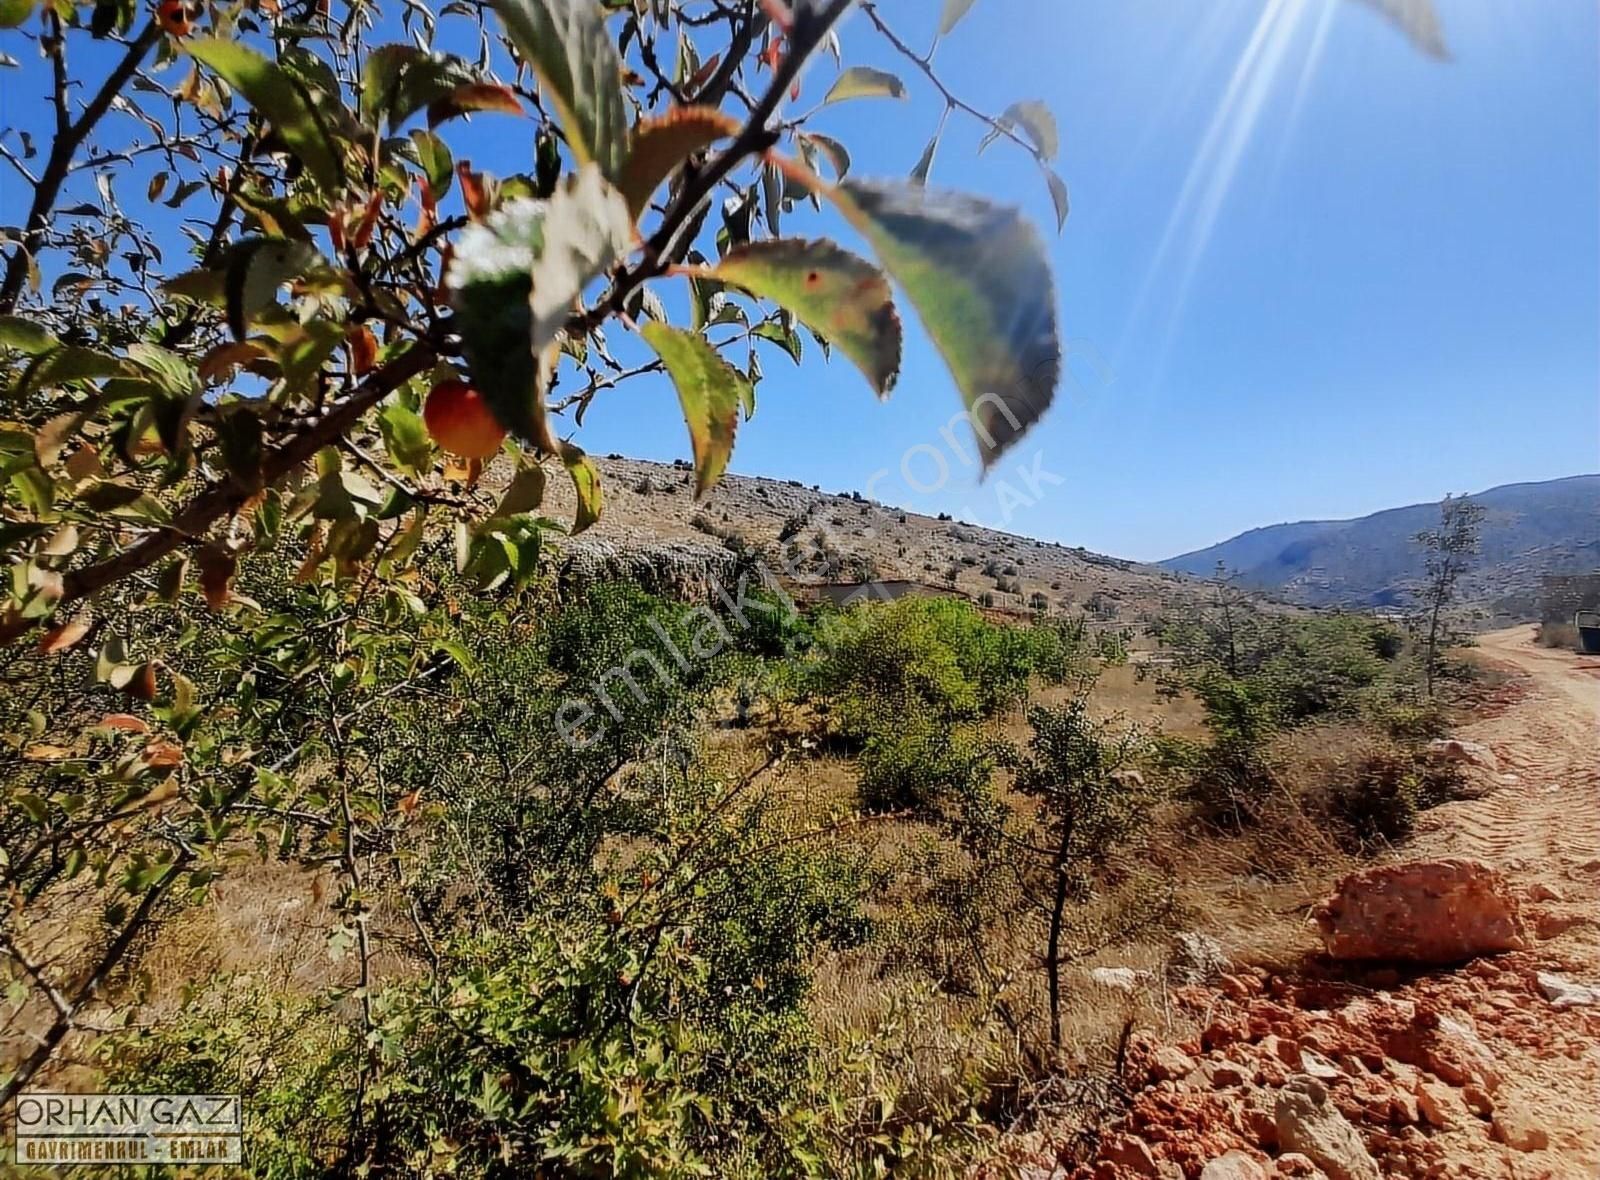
[423,379,506,460]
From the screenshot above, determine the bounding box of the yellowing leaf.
[618,106,740,220]
[198,340,271,383]
[822,66,907,105]
[710,239,901,397]
[639,323,746,496]
[829,180,1060,470]
[489,0,629,178]
[560,444,602,534]
[187,39,343,192]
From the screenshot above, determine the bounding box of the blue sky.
[582,0,1599,560]
[4,0,1596,560]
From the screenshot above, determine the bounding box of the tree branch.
[0,21,163,312]
[55,345,436,611]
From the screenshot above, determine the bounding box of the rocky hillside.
[536,455,1204,626]
[1159,475,1600,617]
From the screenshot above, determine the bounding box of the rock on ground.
[1312,858,1529,963]
[1169,932,1230,985]
[1538,971,1600,1008]
[1426,738,1500,774]
[1272,1076,1381,1180]
[1198,1150,1269,1179]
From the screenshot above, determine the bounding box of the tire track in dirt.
[1415,626,1600,887]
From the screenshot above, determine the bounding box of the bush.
[1303,740,1468,850]
[857,710,996,816]
[808,597,1040,740]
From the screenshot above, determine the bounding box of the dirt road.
[1059,626,1600,1180]
[1415,625,1600,880]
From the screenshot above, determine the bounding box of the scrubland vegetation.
[1,546,1483,1178]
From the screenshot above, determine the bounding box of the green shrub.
[856,711,997,818]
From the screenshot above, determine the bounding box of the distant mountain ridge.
[1159,475,1600,616]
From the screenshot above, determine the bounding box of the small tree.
[1010,695,1149,1049]
[1413,495,1485,695]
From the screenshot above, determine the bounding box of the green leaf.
[822,66,907,105]
[981,99,1059,159]
[0,315,55,355]
[14,345,125,397]
[711,239,900,397]
[939,0,978,35]
[618,106,739,220]
[489,0,628,179]
[0,0,34,29]
[752,319,802,365]
[830,180,1060,470]
[408,129,454,196]
[187,39,343,193]
[378,401,432,475]
[639,323,746,497]
[222,238,319,340]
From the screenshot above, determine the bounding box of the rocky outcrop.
[557,539,746,603]
[1311,858,1529,963]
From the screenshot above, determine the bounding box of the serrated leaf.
[710,239,900,397]
[618,106,739,220]
[490,0,628,179]
[822,66,907,105]
[939,0,978,35]
[639,323,745,497]
[187,39,343,192]
[830,180,1060,470]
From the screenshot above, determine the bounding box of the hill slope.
[534,455,1202,625]
[1159,475,1600,614]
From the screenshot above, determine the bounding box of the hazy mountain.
[1159,475,1600,616]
